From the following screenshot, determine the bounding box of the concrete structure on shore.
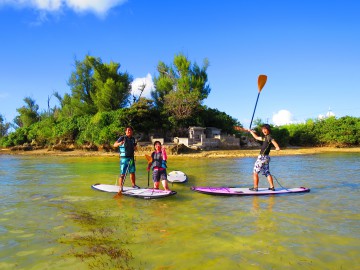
[172,126,240,150]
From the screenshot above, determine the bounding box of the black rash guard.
[260,134,273,155]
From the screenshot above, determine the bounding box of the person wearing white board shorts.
[245,124,280,192]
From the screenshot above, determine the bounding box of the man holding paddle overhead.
[245,124,280,191]
[113,126,140,196]
[234,75,281,191]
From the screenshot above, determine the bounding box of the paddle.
[145,154,152,164]
[233,75,268,133]
[249,74,267,129]
[145,154,152,187]
[113,159,132,198]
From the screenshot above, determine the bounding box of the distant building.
[189,126,205,143]
[174,126,240,150]
[205,127,221,138]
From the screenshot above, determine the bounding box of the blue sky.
[1,0,359,128]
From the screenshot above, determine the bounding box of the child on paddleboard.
[245,124,280,191]
[147,141,171,191]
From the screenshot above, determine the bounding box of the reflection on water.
[251,195,275,212]
[0,153,359,269]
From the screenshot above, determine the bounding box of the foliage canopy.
[1,54,359,149]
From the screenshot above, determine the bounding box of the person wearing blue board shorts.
[113,126,140,194]
[245,124,280,191]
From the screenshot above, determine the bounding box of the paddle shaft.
[249,92,260,129]
[120,158,132,191]
[145,154,152,188]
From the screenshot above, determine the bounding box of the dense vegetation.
[269,116,360,147]
[0,54,359,149]
[0,54,239,149]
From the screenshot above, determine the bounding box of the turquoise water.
[0,153,359,269]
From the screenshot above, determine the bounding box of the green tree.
[2,127,28,147]
[126,97,162,134]
[15,97,40,128]
[195,107,239,134]
[91,59,132,112]
[271,126,290,147]
[27,116,56,145]
[284,120,317,146]
[0,114,10,137]
[316,116,359,146]
[52,92,84,119]
[68,55,96,115]
[67,55,132,116]
[153,53,210,128]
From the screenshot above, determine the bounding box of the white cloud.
[131,73,154,99]
[318,109,335,120]
[272,109,293,126]
[66,0,126,15]
[0,0,127,16]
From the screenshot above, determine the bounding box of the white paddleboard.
[167,171,187,183]
[91,184,176,199]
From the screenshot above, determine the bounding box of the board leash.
[272,174,291,191]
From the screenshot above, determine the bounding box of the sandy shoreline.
[1,146,360,158]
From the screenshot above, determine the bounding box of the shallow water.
[0,153,359,269]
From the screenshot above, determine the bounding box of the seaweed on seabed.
[72,243,134,270]
[68,210,98,225]
[59,209,136,270]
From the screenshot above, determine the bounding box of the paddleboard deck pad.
[92,184,176,199]
[167,170,187,183]
[191,186,310,196]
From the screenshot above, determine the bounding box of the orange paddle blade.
[258,75,267,92]
[145,154,152,164]
[113,192,122,199]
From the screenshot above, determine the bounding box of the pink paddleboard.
[191,186,310,196]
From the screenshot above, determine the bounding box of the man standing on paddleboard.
[245,124,280,191]
[114,126,140,194]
